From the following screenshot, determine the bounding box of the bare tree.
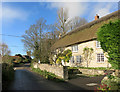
[70,16,88,30]
[82,47,93,67]
[22,18,48,62]
[0,43,12,64]
[22,18,56,63]
[0,43,11,57]
[55,8,71,36]
[55,8,88,37]
[26,51,31,57]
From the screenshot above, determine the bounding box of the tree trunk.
[87,60,88,68]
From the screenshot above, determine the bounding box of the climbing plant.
[82,47,93,67]
[97,20,120,69]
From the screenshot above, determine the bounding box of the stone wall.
[78,69,105,75]
[33,63,68,80]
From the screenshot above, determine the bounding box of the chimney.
[95,14,99,20]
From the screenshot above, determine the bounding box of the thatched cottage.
[51,10,120,68]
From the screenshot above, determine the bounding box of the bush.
[2,63,14,90]
[2,63,14,81]
[56,49,72,64]
[95,83,111,91]
[2,55,14,64]
[97,20,120,69]
[101,79,120,91]
[95,72,120,91]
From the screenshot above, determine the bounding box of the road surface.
[6,63,104,91]
[7,69,85,90]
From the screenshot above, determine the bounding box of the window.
[70,56,74,63]
[76,55,81,63]
[96,41,101,48]
[97,53,104,62]
[72,45,78,52]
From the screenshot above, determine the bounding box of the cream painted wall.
[64,40,111,68]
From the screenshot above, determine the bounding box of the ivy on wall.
[97,20,120,69]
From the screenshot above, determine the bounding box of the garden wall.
[33,63,68,80]
[79,69,105,75]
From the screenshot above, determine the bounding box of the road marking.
[86,83,98,86]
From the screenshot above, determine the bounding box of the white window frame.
[70,56,74,63]
[72,45,78,52]
[96,41,101,48]
[97,53,104,63]
[76,55,81,63]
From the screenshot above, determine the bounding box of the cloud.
[93,3,112,17]
[1,6,29,22]
[48,2,88,20]
[3,0,119,2]
[46,2,118,22]
[96,8,110,17]
[87,3,118,22]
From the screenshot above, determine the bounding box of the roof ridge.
[51,10,119,50]
[59,10,120,39]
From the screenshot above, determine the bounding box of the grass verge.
[31,67,65,82]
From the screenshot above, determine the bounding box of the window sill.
[96,47,101,49]
[97,62,104,63]
[72,51,78,53]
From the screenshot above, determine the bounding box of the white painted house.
[51,10,119,68]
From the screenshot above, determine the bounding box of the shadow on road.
[3,63,102,91]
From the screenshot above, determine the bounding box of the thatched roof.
[51,10,120,50]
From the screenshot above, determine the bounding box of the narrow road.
[7,69,85,90]
[6,63,104,91]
